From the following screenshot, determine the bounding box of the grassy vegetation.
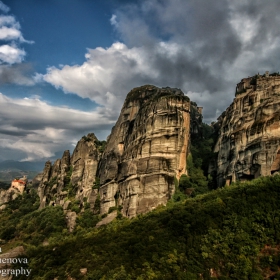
[0,175,279,279]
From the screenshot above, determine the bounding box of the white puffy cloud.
[43,42,159,115]
[0,5,33,65]
[0,3,34,86]
[0,93,114,161]
[0,44,26,64]
[0,26,21,41]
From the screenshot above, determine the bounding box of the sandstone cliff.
[97,85,192,217]
[211,72,280,187]
[35,133,101,214]
[33,85,203,223]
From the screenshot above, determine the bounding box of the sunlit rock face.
[97,85,191,217]
[70,133,100,209]
[33,85,203,222]
[212,73,280,187]
[0,176,28,207]
[36,134,101,210]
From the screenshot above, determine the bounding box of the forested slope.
[1,175,280,279]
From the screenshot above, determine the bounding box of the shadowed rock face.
[97,85,191,217]
[212,74,280,187]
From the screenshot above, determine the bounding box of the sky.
[0,0,280,163]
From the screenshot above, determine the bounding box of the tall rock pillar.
[97,85,191,217]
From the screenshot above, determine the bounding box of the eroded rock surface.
[211,73,280,187]
[97,85,192,217]
[33,85,203,224]
[70,133,100,209]
[36,134,101,212]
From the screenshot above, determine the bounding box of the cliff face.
[97,85,191,217]
[212,73,280,187]
[33,85,202,222]
[35,133,101,212]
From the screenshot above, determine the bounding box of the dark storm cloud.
[0,129,33,137]
[114,0,241,82]
[0,64,35,85]
[108,0,280,121]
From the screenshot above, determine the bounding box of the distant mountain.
[0,160,45,183]
[0,160,45,172]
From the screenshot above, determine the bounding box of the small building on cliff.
[11,176,27,194]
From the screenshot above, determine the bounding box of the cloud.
[4,0,280,162]
[42,42,158,115]
[41,0,280,125]
[0,44,26,64]
[110,14,118,27]
[0,64,35,85]
[0,93,114,161]
[0,5,33,65]
[0,3,34,86]
[0,1,9,13]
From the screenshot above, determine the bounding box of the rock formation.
[97,85,192,217]
[0,176,28,209]
[211,72,280,187]
[33,85,203,222]
[10,175,27,194]
[34,133,101,225]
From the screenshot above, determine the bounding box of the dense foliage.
[176,122,217,199]
[0,189,67,246]
[1,175,279,279]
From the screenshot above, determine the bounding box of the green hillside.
[1,175,280,279]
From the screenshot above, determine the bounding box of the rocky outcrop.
[211,72,280,187]
[70,133,100,208]
[10,175,27,194]
[36,133,101,211]
[0,176,28,208]
[96,212,117,227]
[65,211,77,232]
[33,85,203,223]
[97,85,192,217]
